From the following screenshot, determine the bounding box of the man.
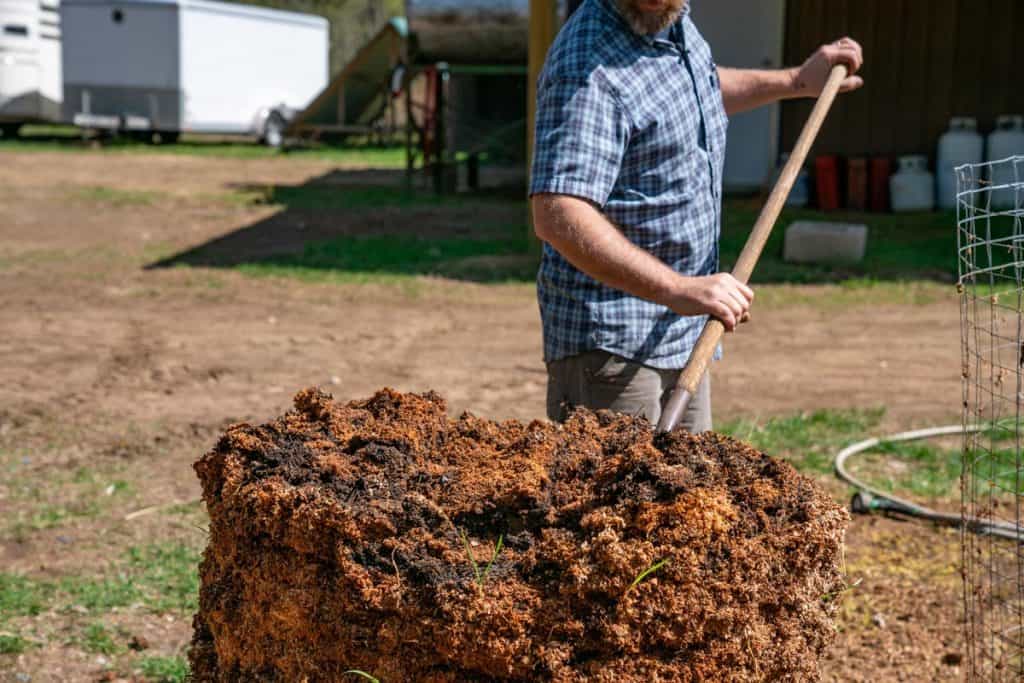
[530,0,863,431]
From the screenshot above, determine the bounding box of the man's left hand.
[792,37,865,97]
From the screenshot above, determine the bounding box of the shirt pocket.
[617,82,702,202]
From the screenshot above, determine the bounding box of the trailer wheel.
[0,123,22,139]
[262,111,286,148]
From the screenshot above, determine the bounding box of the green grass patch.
[60,543,200,613]
[842,439,1019,502]
[13,123,81,138]
[0,632,33,655]
[723,408,1006,503]
[13,500,102,533]
[0,247,85,272]
[0,574,52,619]
[0,245,142,281]
[2,542,200,619]
[237,234,536,284]
[69,185,164,206]
[138,655,190,682]
[855,440,962,499]
[79,623,121,655]
[60,574,143,612]
[720,200,957,283]
[4,469,132,541]
[3,126,406,167]
[235,198,958,288]
[71,466,98,484]
[721,408,886,475]
[125,543,201,613]
[753,279,951,311]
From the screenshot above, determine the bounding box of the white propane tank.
[890,155,935,212]
[937,117,984,210]
[987,115,1024,209]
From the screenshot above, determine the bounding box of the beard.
[615,0,686,36]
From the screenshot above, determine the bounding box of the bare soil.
[0,149,967,682]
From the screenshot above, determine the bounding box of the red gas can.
[815,155,841,211]
[869,157,892,212]
[847,158,868,211]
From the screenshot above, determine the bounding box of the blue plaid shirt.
[530,0,728,369]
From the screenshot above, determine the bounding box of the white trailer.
[0,0,62,137]
[60,0,328,145]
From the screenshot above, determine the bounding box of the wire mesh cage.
[959,155,1024,681]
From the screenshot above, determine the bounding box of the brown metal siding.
[782,0,1022,158]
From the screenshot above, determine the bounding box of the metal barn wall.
[782,0,1022,159]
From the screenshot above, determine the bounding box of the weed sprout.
[628,558,669,593]
[461,530,504,588]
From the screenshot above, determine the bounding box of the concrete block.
[783,221,868,265]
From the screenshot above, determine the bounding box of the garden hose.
[834,424,1023,542]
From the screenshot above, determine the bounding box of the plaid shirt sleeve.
[529,75,630,207]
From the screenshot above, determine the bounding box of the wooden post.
[404,68,414,197]
[527,0,558,244]
[467,153,480,191]
[433,64,449,195]
[335,85,346,127]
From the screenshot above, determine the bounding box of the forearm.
[531,194,685,307]
[531,193,754,328]
[717,66,801,116]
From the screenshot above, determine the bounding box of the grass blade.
[460,529,481,585]
[628,558,669,593]
[480,534,504,585]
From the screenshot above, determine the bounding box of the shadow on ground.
[147,168,538,283]
[147,163,960,286]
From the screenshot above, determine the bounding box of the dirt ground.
[0,149,967,682]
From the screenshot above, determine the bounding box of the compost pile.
[191,388,849,682]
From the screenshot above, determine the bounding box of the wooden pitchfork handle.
[656,64,849,435]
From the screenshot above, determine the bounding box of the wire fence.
[959,155,1024,681]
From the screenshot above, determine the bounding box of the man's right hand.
[666,273,754,332]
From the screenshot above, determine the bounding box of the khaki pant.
[546,350,712,432]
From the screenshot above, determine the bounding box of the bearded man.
[530,0,863,431]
